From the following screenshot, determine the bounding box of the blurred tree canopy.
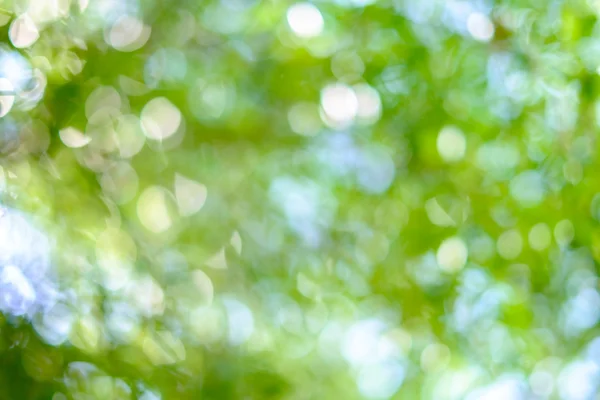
[2,0,600,399]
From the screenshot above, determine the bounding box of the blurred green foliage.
[2,0,600,399]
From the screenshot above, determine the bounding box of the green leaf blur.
[0,0,597,399]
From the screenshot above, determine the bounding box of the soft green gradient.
[0,0,598,399]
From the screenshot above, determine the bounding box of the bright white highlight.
[467,12,494,42]
[0,265,36,316]
[357,361,405,399]
[141,97,182,140]
[342,319,405,398]
[509,170,545,207]
[320,83,358,126]
[9,14,39,48]
[354,84,382,123]
[286,3,324,38]
[0,78,15,118]
[137,186,173,233]
[107,15,151,52]
[0,207,54,318]
[342,319,388,367]
[0,50,32,93]
[59,127,91,148]
[437,237,468,273]
[223,298,254,345]
[437,126,466,162]
[175,174,207,217]
[558,361,600,400]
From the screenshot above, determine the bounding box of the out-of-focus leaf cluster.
[1,0,600,399]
